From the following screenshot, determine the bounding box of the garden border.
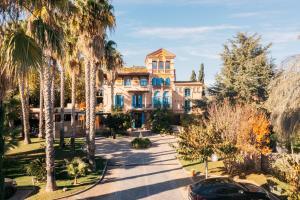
[53,158,109,200]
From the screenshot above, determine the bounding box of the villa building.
[30,48,204,137]
[98,48,204,128]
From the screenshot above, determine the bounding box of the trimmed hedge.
[131,138,151,149]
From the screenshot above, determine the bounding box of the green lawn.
[180,159,290,198]
[4,137,105,200]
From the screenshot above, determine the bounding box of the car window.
[215,184,242,194]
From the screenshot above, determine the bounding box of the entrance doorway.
[132,112,145,128]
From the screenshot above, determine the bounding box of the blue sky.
[109,0,300,85]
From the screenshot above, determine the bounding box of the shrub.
[105,112,131,137]
[272,154,300,200]
[25,158,46,182]
[131,138,151,149]
[150,109,173,134]
[65,157,88,185]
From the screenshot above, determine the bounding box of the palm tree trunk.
[43,62,57,192]
[38,68,45,138]
[51,61,56,138]
[85,61,91,160]
[89,63,97,169]
[59,66,65,148]
[18,74,31,144]
[0,100,5,200]
[70,70,76,151]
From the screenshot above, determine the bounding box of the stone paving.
[64,135,192,200]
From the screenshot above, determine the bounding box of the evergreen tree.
[210,32,274,103]
[190,70,197,81]
[198,63,205,83]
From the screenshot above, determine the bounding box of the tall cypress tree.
[190,70,197,81]
[198,63,204,83]
[210,32,274,103]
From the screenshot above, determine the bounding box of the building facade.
[99,48,204,128]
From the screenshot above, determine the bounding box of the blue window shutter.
[138,95,142,107]
[115,95,117,107]
[141,112,145,125]
[132,95,135,107]
[152,78,155,86]
[121,96,124,107]
[166,78,170,86]
[161,78,164,86]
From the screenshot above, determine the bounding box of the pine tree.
[198,63,205,83]
[190,70,197,81]
[210,32,274,103]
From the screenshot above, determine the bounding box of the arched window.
[163,91,170,108]
[165,78,171,86]
[153,91,161,108]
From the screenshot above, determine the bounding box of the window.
[140,78,148,86]
[163,91,170,108]
[165,61,170,69]
[97,89,103,97]
[115,95,124,108]
[159,61,164,69]
[152,78,157,86]
[64,114,71,121]
[152,78,163,86]
[124,77,131,86]
[132,94,143,108]
[153,91,161,108]
[184,100,191,112]
[165,78,171,86]
[152,61,157,69]
[184,88,191,97]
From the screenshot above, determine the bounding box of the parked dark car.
[4,178,17,199]
[188,177,271,200]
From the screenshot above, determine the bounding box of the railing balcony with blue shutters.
[132,94,143,108]
[152,77,171,87]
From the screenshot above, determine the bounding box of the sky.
[109,0,300,85]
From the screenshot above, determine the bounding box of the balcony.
[153,103,171,109]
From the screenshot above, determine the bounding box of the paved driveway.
[66,135,192,200]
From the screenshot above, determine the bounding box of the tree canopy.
[266,55,300,151]
[210,32,274,104]
[190,70,197,81]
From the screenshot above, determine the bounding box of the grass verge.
[4,137,105,200]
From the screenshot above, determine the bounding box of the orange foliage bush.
[251,113,272,155]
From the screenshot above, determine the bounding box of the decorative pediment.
[146,48,176,59]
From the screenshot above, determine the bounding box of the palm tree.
[0,0,68,194]
[38,66,44,138]
[104,40,124,112]
[74,0,116,168]
[0,26,42,199]
[67,59,81,151]
[18,71,31,144]
[29,8,64,192]
[59,63,65,147]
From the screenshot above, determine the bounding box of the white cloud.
[230,11,282,18]
[264,31,300,44]
[133,25,241,39]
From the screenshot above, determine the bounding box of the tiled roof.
[117,66,149,75]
